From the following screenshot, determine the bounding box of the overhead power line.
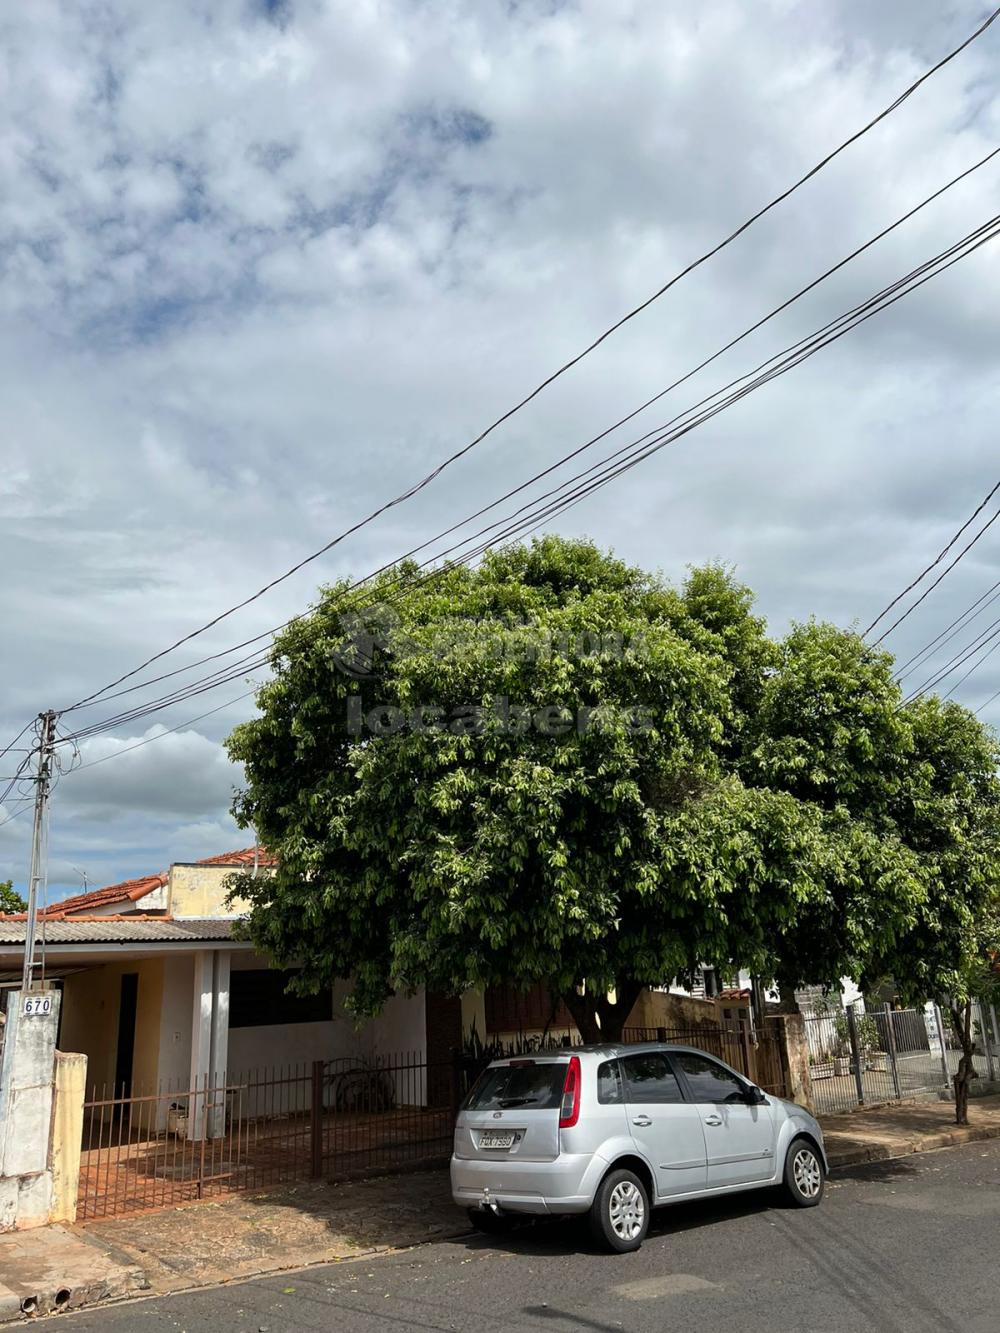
[60,5,1000,719]
[864,477,1000,638]
[905,610,1000,701]
[869,490,1000,647]
[60,208,1000,750]
[68,687,259,775]
[58,147,1000,737]
[894,576,1000,681]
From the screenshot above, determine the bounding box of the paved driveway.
[55,1139,1000,1332]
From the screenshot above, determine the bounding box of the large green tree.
[226,538,1000,1050]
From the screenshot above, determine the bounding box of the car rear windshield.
[464,1061,567,1111]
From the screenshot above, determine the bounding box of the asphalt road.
[57,1140,1000,1333]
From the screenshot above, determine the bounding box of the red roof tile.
[3,846,275,922]
[194,846,275,867]
[41,873,168,918]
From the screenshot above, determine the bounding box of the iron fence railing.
[803,1000,999,1117]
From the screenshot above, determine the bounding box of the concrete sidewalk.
[819,1093,1000,1167]
[3,1095,999,1321]
[80,1169,461,1298]
[0,1225,146,1320]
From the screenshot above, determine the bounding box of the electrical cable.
[60,210,1000,747]
[871,497,1000,647]
[894,576,1000,680]
[60,7,1000,717]
[865,478,1000,639]
[68,687,260,775]
[57,146,1000,721]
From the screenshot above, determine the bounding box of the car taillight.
[559,1056,581,1129]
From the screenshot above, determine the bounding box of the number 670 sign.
[22,994,53,1017]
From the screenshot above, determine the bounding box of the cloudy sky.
[1,0,998,899]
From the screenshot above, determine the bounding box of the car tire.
[589,1168,650,1253]
[781,1137,825,1207]
[467,1207,519,1235]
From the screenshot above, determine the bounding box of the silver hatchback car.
[451,1043,826,1252]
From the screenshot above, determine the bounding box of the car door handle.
[704,1115,723,1127]
[632,1115,652,1127]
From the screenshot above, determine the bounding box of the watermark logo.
[329,606,405,679]
[345,695,654,737]
[329,604,649,677]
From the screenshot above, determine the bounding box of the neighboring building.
[0,848,443,1126]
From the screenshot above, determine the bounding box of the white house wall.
[222,957,427,1115]
[157,955,194,1090]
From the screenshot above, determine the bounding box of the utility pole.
[21,710,57,994]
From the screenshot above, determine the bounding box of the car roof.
[487,1042,727,1064]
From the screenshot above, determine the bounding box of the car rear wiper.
[497,1096,539,1107]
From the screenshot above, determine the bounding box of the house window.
[229,970,333,1029]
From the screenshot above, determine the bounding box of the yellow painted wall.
[625,989,720,1031]
[60,959,165,1096]
[49,1051,87,1224]
[168,863,257,918]
[461,989,486,1041]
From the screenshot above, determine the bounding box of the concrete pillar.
[771,1012,815,1112]
[49,1051,87,1224]
[189,953,213,1140]
[0,988,61,1231]
[188,951,230,1140]
[209,952,230,1138]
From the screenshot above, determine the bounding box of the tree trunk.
[774,973,801,1015]
[562,980,644,1044]
[949,999,975,1127]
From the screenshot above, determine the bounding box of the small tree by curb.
[939,945,1000,1126]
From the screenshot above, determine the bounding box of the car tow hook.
[481,1188,500,1214]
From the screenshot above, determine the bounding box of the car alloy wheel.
[792,1146,822,1199]
[609,1179,645,1241]
[590,1167,650,1252]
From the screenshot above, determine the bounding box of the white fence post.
[976,1002,996,1083]
[932,1003,951,1090]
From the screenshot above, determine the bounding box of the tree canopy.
[227,537,1000,1043]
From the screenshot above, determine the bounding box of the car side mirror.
[743,1084,765,1104]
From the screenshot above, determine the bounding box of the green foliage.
[226,536,1000,1038]
[0,880,26,914]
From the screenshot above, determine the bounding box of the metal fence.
[622,1022,790,1098]
[804,1000,1000,1116]
[78,1053,458,1221]
[78,1020,790,1221]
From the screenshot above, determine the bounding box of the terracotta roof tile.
[0,845,274,923]
[40,873,168,918]
[195,846,275,867]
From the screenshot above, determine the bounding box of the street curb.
[826,1121,1000,1169]
[0,1265,148,1324]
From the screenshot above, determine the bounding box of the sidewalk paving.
[3,1095,999,1321]
[80,1169,461,1297]
[0,1225,146,1321]
[819,1093,1000,1167]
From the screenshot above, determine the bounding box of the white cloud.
[1,0,999,890]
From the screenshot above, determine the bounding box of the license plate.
[480,1131,515,1150]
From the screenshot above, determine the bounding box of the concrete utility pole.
[21,710,57,994]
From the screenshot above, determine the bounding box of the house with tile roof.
[0,847,438,1134]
